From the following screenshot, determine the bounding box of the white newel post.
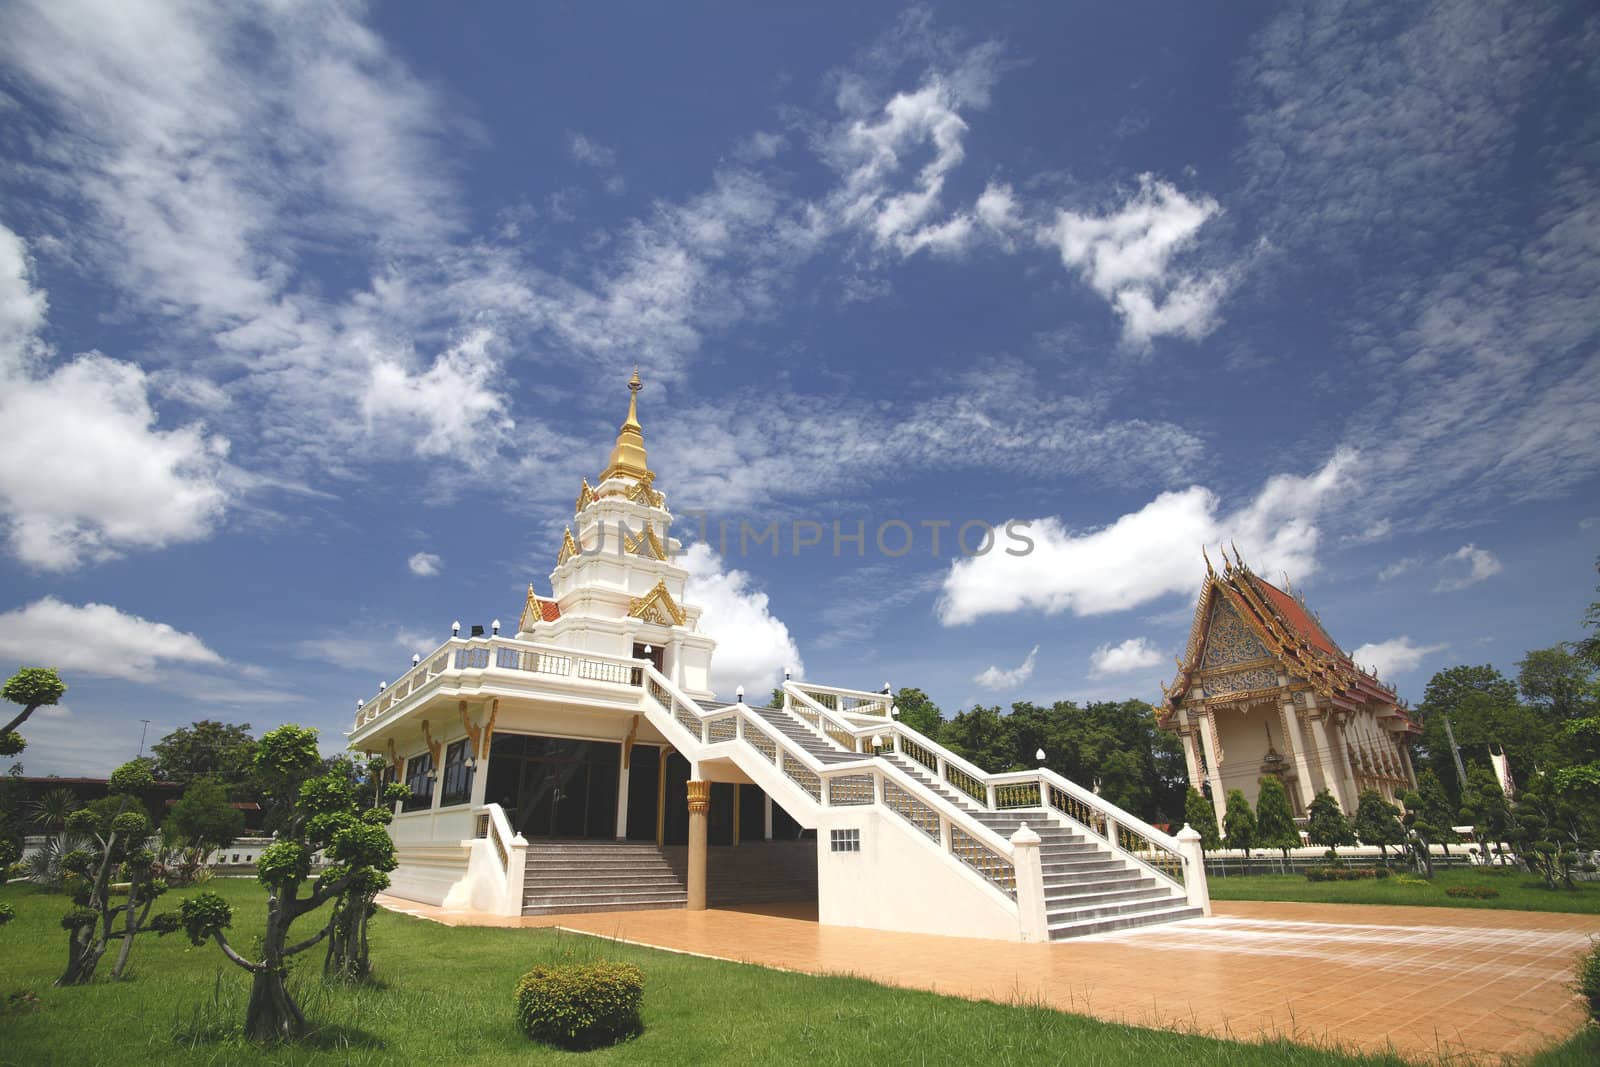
[504,830,529,918]
[1010,824,1048,942]
[1176,824,1211,916]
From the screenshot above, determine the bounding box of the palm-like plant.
[29,788,79,833]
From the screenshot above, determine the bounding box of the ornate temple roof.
[1161,546,1415,729]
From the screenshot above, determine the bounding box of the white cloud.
[1434,544,1501,593]
[362,329,514,463]
[1378,555,1423,582]
[681,543,802,698]
[1350,636,1449,679]
[1041,174,1230,348]
[407,552,442,577]
[8,704,140,777]
[0,225,230,571]
[568,132,617,169]
[974,644,1039,690]
[938,450,1354,625]
[1088,637,1165,678]
[0,597,222,681]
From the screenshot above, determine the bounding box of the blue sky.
[1,1,1596,775]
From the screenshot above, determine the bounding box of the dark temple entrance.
[484,734,619,839]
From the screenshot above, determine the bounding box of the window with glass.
[403,751,435,812]
[440,739,473,807]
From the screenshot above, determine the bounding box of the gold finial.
[601,368,653,482]
[1201,544,1214,576]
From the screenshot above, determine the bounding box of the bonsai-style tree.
[1353,789,1405,866]
[1512,771,1593,889]
[57,759,177,984]
[1306,790,1355,860]
[164,777,245,884]
[0,667,67,758]
[1399,788,1443,878]
[177,725,398,1041]
[1222,789,1257,872]
[1254,776,1301,870]
[1414,769,1457,861]
[1184,788,1221,852]
[1458,765,1513,865]
[323,755,408,981]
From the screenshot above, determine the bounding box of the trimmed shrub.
[1444,884,1500,900]
[515,961,644,1050]
[1575,939,1600,1024]
[1305,866,1388,882]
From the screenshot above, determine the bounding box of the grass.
[1206,864,1600,914]
[0,879,1590,1065]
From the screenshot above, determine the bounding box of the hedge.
[515,960,644,1050]
[1305,866,1391,883]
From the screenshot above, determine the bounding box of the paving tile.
[376,893,1597,1063]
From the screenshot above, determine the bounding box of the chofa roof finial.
[1201,544,1214,576]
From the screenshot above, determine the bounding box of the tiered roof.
[1161,546,1417,730]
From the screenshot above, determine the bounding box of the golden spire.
[600,368,654,482]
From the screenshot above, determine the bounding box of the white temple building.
[348,373,1210,941]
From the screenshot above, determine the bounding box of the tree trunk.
[244,900,306,1042]
[57,926,105,986]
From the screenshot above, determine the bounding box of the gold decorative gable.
[627,472,664,509]
[628,579,686,627]
[558,527,579,565]
[624,520,667,560]
[1199,600,1269,668]
[575,479,594,515]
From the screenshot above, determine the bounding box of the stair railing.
[471,801,527,915]
[782,682,1200,900]
[639,666,1025,903]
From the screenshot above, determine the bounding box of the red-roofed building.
[1159,548,1420,837]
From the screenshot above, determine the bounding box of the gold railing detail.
[707,717,738,743]
[1045,783,1107,836]
[1116,824,1185,884]
[746,729,777,763]
[944,763,987,804]
[900,736,939,774]
[827,774,874,806]
[883,780,940,841]
[994,781,1042,809]
[950,824,1016,896]
[781,754,821,801]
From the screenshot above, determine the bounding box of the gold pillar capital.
[686,779,711,815]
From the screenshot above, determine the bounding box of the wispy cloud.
[1350,636,1448,678]
[974,644,1039,689]
[1434,543,1501,593]
[0,597,222,681]
[1087,637,1164,678]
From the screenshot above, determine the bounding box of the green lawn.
[0,879,1590,1065]
[1206,865,1600,914]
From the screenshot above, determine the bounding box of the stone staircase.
[883,755,1202,938]
[522,841,687,916]
[711,703,863,765]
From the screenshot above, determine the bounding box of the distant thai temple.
[1159,548,1420,836]
[348,373,1212,940]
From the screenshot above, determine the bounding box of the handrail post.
[1176,824,1212,916]
[985,782,998,810]
[1011,824,1048,942]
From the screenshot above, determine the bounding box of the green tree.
[176,725,399,1040]
[0,667,67,758]
[1414,769,1457,860]
[1458,765,1513,865]
[1353,789,1404,866]
[939,705,1015,772]
[1399,788,1438,877]
[1574,558,1600,670]
[56,760,177,984]
[1184,788,1220,851]
[150,720,259,795]
[1222,788,1256,850]
[1417,664,1532,797]
[893,687,944,739]
[1306,790,1355,859]
[1511,771,1593,889]
[164,777,245,882]
[1254,776,1301,868]
[1517,644,1598,724]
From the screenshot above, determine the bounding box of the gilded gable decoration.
[624,520,667,560]
[575,480,594,515]
[628,579,686,627]
[627,472,665,509]
[1200,601,1268,667]
[558,527,579,566]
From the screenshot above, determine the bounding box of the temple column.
[1279,702,1318,811]
[1180,729,1202,789]
[614,745,630,839]
[1195,709,1227,836]
[1398,739,1418,789]
[763,794,773,840]
[686,779,710,911]
[1329,715,1359,811]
